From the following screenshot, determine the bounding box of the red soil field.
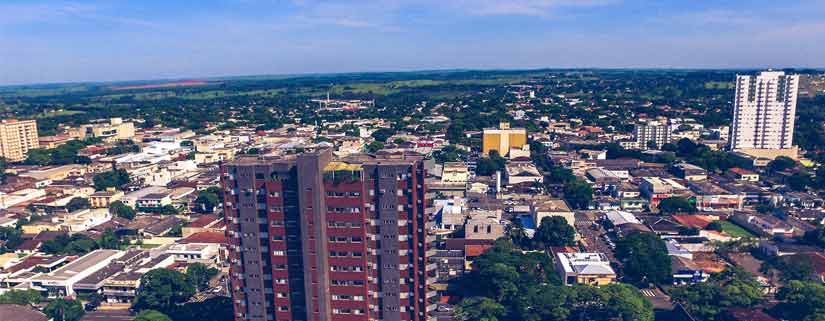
[110,79,210,90]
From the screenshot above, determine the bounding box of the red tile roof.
[729,167,756,176]
[464,244,494,257]
[672,215,714,229]
[186,214,220,228]
[179,231,227,244]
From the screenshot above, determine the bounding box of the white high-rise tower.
[729,71,799,152]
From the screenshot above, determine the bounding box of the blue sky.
[1,0,823,85]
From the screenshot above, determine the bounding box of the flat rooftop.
[31,250,121,282]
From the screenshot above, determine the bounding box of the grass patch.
[717,220,755,238]
[705,81,735,89]
[35,110,85,118]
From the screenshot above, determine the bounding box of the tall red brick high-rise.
[222,148,435,321]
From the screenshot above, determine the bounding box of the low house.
[532,199,574,228]
[89,190,125,208]
[555,252,616,286]
[165,243,220,264]
[136,193,172,211]
[728,167,760,182]
[181,214,223,237]
[671,256,709,285]
[505,161,543,187]
[672,163,708,181]
[689,181,743,211]
[731,212,794,237]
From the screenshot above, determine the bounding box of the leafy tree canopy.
[533,216,575,248]
[44,298,84,321]
[658,196,696,214]
[133,268,195,312]
[615,232,672,286]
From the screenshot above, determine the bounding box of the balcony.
[425,249,437,257]
[426,303,438,312]
[424,221,436,230]
[426,290,437,299]
[426,263,438,271]
[425,235,437,244]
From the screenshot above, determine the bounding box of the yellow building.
[90,190,125,208]
[21,221,63,234]
[0,119,39,162]
[482,122,527,157]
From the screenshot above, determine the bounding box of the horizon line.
[3,66,823,89]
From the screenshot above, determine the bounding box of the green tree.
[25,149,53,165]
[65,197,90,212]
[657,196,696,213]
[371,128,395,142]
[186,263,219,291]
[97,228,124,249]
[194,190,220,213]
[134,310,173,321]
[0,289,42,305]
[563,180,592,209]
[769,156,796,172]
[133,268,195,312]
[788,172,812,191]
[706,221,723,231]
[40,233,99,255]
[167,297,234,321]
[615,232,672,285]
[804,225,825,248]
[454,297,507,321]
[44,299,84,321]
[595,284,655,321]
[93,168,131,191]
[775,280,825,321]
[159,205,179,215]
[476,150,507,176]
[507,219,530,249]
[533,216,575,248]
[671,267,763,321]
[366,141,384,153]
[0,226,23,253]
[109,201,136,220]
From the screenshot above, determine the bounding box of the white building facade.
[730,71,799,151]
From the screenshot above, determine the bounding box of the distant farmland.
[110,80,212,90]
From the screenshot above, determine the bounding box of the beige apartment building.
[0,119,39,162]
[68,117,135,142]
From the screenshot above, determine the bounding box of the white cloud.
[451,0,615,17]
